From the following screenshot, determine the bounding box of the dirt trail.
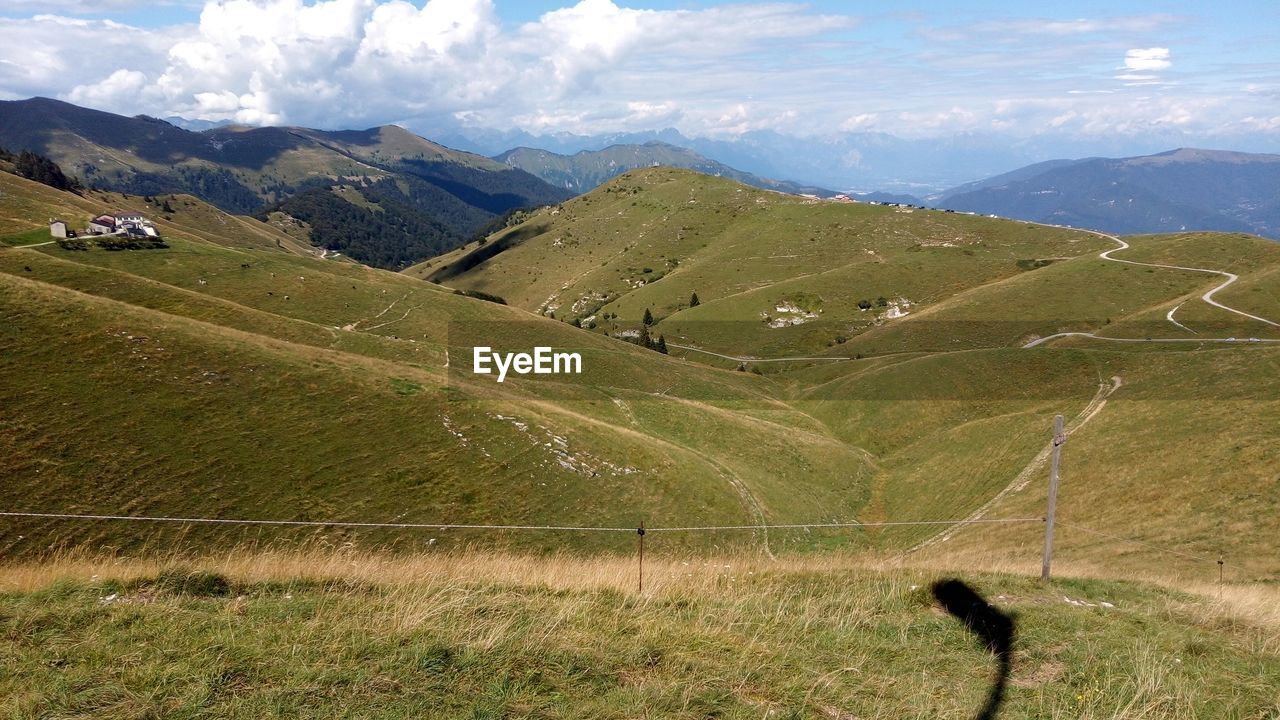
[667,342,849,363]
[1026,230,1279,347]
[345,291,412,331]
[905,375,1122,555]
[1095,233,1279,328]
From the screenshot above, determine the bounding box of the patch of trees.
[9,149,82,193]
[92,236,168,251]
[393,158,572,216]
[173,167,262,213]
[106,168,260,214]
[623,325,668,354]
[360,176,491,237]
[262,186,460,269]
[1016,258,1056,271]
[100,235,168,251]
[452,288,507,305]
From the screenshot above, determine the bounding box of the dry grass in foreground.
[2,547,1277,719]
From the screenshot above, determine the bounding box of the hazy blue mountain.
[931,158,1089,203]
[494,141,836,197]
[436,124,1263,194]
[937,148,1280,238]
[850,191,925,205]
[164,116,235,132]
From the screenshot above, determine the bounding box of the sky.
[2,0,1279,148]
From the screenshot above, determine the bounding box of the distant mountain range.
[437,124,1270,194]
[933,148,1280,239]
[494,141,836,197]
[0,98,571,267]
[6,98,1278,263]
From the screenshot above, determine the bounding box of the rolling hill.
[495,141,836,196]
[2,161,1279,589]
[936,148,1280,238]
[0,98,572,267]
[411,166,1280,579]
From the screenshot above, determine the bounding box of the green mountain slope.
[0,170,880,557]
[408,168,1280,578]
[413,167,1106,358]
[0,98,572,267]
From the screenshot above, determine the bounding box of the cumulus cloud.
[41,0,850,133]
[0,15,171,104]
[3,3,1277,142]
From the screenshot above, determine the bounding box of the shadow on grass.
[932,579,1015,720]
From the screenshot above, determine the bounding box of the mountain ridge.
[936,147,1280,238]
[494,140,837,197]
[0,97,572,267]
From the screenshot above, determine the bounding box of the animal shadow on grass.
[931,579,1016,720]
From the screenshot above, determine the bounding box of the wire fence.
[0,511,1041,533]
[1057,520,1230,568]
[1,511,1240,581]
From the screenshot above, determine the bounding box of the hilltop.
[0,98,571,267]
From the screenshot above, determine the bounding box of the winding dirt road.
[1025,230,1279,348]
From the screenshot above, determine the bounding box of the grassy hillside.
[413,168,1280,366]
[413,168,1109,358]
[3,165,1280,588]
[0,171,883,557]
[2,551,1277,719]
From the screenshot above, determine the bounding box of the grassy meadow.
[1,549,1278,719]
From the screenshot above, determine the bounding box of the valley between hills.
[2,151,1279,718]
[2,160,1278,577]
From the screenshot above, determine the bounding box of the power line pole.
[1041,415,1066,581]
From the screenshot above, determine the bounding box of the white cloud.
[1,0,197,11]
[1122,47,1171,72]
[67,69,149,107]
[40,0,849,133]
[839,113,879,132]
[0,15,171,107]
[3,3,1277,143]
